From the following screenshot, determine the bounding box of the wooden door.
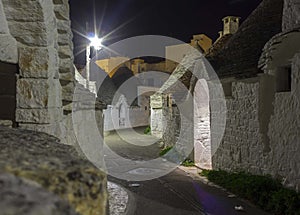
[0,61,17,124]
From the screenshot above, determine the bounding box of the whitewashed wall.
[104,95,149,131]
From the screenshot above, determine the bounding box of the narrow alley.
[105,128,270,215]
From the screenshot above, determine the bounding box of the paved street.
[105,128,270,215]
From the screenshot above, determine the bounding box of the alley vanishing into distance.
[105,128,270,215]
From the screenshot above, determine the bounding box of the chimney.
[222,16,240,35]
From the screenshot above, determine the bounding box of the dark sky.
[70,0,262,64]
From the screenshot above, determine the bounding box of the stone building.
[0,0,104,146]
[151,0,300,190]
[0,1,108,214]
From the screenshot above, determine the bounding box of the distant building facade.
[150,0,300,191]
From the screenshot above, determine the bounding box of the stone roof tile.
[208,0,284,79]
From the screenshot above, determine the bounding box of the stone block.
[17,79,62,108]
[19,47,58,78]
[16,108,62,124]
[2,0,44,22]
[61,81,75,102]
[58,45,73,59]
[57,20,71,34]
[282,0,300,31]
[59,71,75,82]
[150,94,163,109]
[59,57,74,73]
[0,34,18,64]
[0,1,9,34]
[54,3,70,21]
[0,126,107,215]
[0,173,78,215]
[58,32,72,46]
[8,21,48,46]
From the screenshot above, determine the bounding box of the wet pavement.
[105,128,270,215]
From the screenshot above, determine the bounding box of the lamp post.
[86,35,103,89]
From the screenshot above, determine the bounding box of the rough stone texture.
[0,0,91,149]
[53,0,75,114]
[108,182,128,215]
[0,34,18,63]
[0,126,107,215]
[161,106,181,148]
[264,52,300,190]
[150,93,172,138]
[7,20,56,47]
[209,0,300,191]
[19,46,58,78]
[213,66,300,191]
[2,0,53,22]
[0,173,78,215]
[208,0,284,78]
[1,0,65,137]
[0,0,9,34]
[282,0,300,32]
[0,1,18,63]
[16,108,61,124]
[194,79,211,169]
[17,79,62,109]
[212,81,264,173]
[2,0,57,47]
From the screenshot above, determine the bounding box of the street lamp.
[86,35,103,89]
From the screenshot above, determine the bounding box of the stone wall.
[104,95,149,132]
[1,0,64,137]
[150,93,167,138]
[282,0,300,32]
[0,0,105,147]
[212,64,300,190]
[264,53,300,189]
[194,79,211,169]
[0,0,17,64]
[54,0,75,115]
[212,80,264,173]
[161,106,181,148]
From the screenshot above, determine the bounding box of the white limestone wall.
[74,66,97,96]
[212,68,300,190]
[162,106,181,147]
[265,53,300,190]
[151,109,164,138]
[212,81,265,174]
[0,0,17,64]
[194,79,211,169]
[104,105,149,132]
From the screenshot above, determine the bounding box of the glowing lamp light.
[89,36,103,50]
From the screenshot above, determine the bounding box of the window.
[223,82,233,98]
[276,66,291,92]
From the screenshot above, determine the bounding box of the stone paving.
[108,181,129,215]
[105,127,271,215]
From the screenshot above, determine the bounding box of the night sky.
[70,0,262,64]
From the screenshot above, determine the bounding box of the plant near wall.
[159,146,173,156]
[181,159,195,167]
[200,170,300,215]
[144,126,151,135]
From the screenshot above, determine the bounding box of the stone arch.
[119,103,126,127]
[193,79,211,169]
[191,56,226,169]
